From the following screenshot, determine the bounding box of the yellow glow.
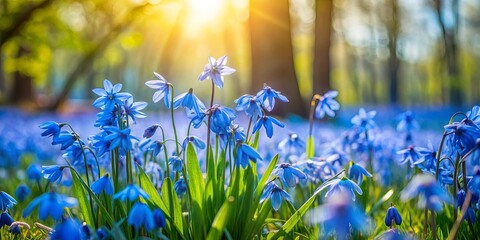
[186,0,224,28]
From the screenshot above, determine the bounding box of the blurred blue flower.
[278,133,305,157]
[50,217,84,240]
[320,177,363,201]
[315,90,340,119]
[143,124,160,138]
[145,162,164,189]
[236,142,263,168]
[400,174,451,212]
[0,191,16,211]
[96,227,108,240]
[173,89,206,116]
[456,189,477,223]
[169,156,183,172]
[26,164,42,182]
[351,108,376,130]
[148,140,164,157]
[42,165,66,183]
[114,184,149,202]
[444,122,480,155]
[198,56,236,88]
[349,162,372,185]
[23,192,78,221]
[174,177,187,197]
[397,145,422,168]
[260,182,293,211]
[384,204,402,227]
[234,94,262,118]
[397,111,419,133]
[153,208,167,228]
[466,105,480,126]
[375,229,414,240]
[92,79,132,111]
[146,72,172,108]
[121,98,147,124]
[414,142,437,173]
[252,115,284,138]
[39,121,62,137]
[103,126,138,152]
[15,184,31,202]
[468,167,480,196]
[128,202,155,231]
[276,163,307,188]
[91,174,114,195]
[52,131,77,150]
[183,135,206,150]
[0,211,14,230]
[256,84,289,112]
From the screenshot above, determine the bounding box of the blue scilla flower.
[128,202,155,231]
[256,84,289,112]
[396,111,420,133]
[414,142,437,173]
[183,135,206,150]
[121,98,147,124]
[234,94,263,118]
[467,105,480,126]
[278,133,305,157]
[146,72,172,108]
[153,208,167,228]
[50,218,84,240]
[169,156,183,172]
[236,142,263,168]
[385,204,402,227]
[375,229,414,240]
[351,108,376,130]
[320,177,363,201]
[400,174,451,212]
[210,105,236,134]
[42,165,67,183]
[173,88,206,116]
[103,126,138,152]
[260,182,293,211]
[456,190,477,223]
[198,56,236,88]
[94,108,118,128]
[39,121,62,137]
[396,145,423,168]
[15,184,31,202]
[114,184,149,202]
[96,227,108,240]
[91,174,114,195]
[148,140,164,157]
[174,177,187,197]
[143,124,160,138]
[444,122,480,155]
[0,191,16,211]
[468,166,480,196]
[92,79,132,111]
[315,90,340,119]
[91,131,111,157]
[23,192,78,221]
[52,131,77,150]
[145,162,164,189]
[0,211,14,229]
[27,164,42,181]
[349,162,372,185]
[252,115,285,138]
[276,163,307,188]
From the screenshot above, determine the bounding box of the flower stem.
[206,81,215,170]
[169,86,180,155]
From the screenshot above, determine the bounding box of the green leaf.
[137,163,167,210]
[161,178,186,238]
[70,169,94,226]
[187,143,206,238]
[206,196,235,240]
[306,135,314,159]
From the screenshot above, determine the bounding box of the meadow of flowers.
[0,56,479,239]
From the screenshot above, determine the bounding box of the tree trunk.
[10,45,36,106]
[249,0,306,117]
[387,0,400,105]
[313,0,333,95]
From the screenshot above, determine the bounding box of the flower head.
[143,124,161,138]
[26,164,42,181]
[384,204,402,227]
[103,126,138,152]
[128,202,155,231]
[39,121,62,137]
[23,192,78,221]
[0,191,17,211]
[198,56,236,88]
[146,72,172,108]
[153,208,167,228]
[396,145,423,168]
[351,108,376,130]
[182,135,206,150]
[278,133,305,157]
[15,184,31,202]
[174,177,187,197]
[348,162,372,185]
[235,142,263,168]
[320,177,363,201]
[50,218,83,240]
[173,89,206,116]
[42,165,67,183]
[260,182,293,211]
[315,90,340,119]
[169,156,183,172]
[234,94,262,118]
[256,84,289,112]
[444,122,480,155]
[114,184,149,202]
[92,79,132,111]
[276,163,307,188]
[400,174,451,212]
[91,174,114,195]
[52,131,77,150]
[121,98,147,124]
[252,115,284,138]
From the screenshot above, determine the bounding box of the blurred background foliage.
[1,0,479,116]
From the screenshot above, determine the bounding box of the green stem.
[206,81,215,170]
[452,153,460,223]
[170,86,180,155]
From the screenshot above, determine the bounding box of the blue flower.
[182,135,206,150]
[39,121,62,137]
[414,142,437,173]
[92,79,132,111]
[276,163,307,188]
[90,131,111,157]
[397,111,419,133]
[234,94,262,118]
[23,192,78,221]
[143,124,161,138]
[198,56,236,88]
[91,174,114,195]
[50,218,83,240]
[0,191,16,211]
[96,227,108,240]
[42,165,67,183]
[173,89,206,116]
[146,72,172,108]
[174,177,187,197]
[0,211,14,229]
[94,108,118,128]
[148,140,164,157]
[278,133,305,157]
[15,184,31,202]
[397,145,423,168]
[169,156,183,172]
[235,142,263,168]
[466,105,480,126]
[375,229,413,240]
[385,204,402,227]
[260,182,293,211]
[320,177,363,201]
[348,162,372,185]
[103,126,138,152]
[52,131,77,150]
[444,122,480,155]
[252,115,284,138]
[26,164,42,181]
[400,174,451,212]
[121,98,147,124]
[315,90,340,119]
[153,208,167,228]
[256,84,289,112]
[114,184,149,202]
[468,167,480,196]
[209,105,236,134]
[128,202,155,231]
[351,108,376,130]
[456,190,477,223]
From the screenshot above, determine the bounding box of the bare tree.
[313,0,333,95]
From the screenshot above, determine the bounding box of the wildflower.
[252,115,285,138]
[91,174,114,195]
[92,79,132,111]
[468,167,480,196]
[145,72,172,108]
[121,98,147,124]
[414,142,437,173]
[456,189,477,223]
[260,182,293,211]
[400,174,451,211]
[82,222,92,239]
[396,111,419,133]
[15,184,31,202]
[42,165,67,183]
[375,229,414,240]
[396,145,422,168]
[384,204,402,227]
[143,124,161,138]
[26,164,42,181]
[351,108,376,130]
[94,108,118,128]
[52,131,77,150]
[320,177,363,201]
[0,211,20,234]
[39,121,62,137]
[173,88,206,116]
[169,156,183,172]
[0,191,17,211]
[174,177,187,197]
[103,126,138,152]
[96,227,108,240]
[128,202,155,231]
[198,56,236,88]
[182,135,206,150]
[234,94,262,118]
[278,133,305,157]
[23,192,78,221]
[315,90,340,119]
[153,209,167,228]
[90,131,111,157]
[113,184,149,202]
[276,163,307,188]
[444,122,480,155]
[466,105,480,126]
[50,218,83,240]
[235,142,263,168]
[148,140,164,157]
[349,162,372,185]
[209,105,236,134]
[256,84,289,112]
